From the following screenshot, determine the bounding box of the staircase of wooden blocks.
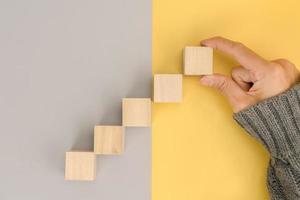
[65,46,213,181]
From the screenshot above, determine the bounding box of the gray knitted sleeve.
[233,84,300,200]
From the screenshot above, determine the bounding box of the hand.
[200,37,300,113]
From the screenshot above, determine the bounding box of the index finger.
[201,36,268,70]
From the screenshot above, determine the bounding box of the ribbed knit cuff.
[233,84,300,159]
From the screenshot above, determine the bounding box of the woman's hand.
[200,36,300,113]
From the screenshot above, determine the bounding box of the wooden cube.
[65,151,96,181]
[122,98,151,127]
[154,74,182,103]
[184,47,213,75]
[94,126,124,155]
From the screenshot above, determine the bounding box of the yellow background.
[152,0,300,199]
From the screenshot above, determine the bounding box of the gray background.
[0,0,151,199]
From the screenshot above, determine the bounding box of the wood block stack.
[65,46,213,181]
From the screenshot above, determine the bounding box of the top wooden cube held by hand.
[184,47,213,75]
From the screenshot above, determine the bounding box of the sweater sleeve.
[233,84,300,199]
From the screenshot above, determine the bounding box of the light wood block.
[94,126,124,155]
[154,74,182,103]
[184,47,213,75]
[122,98,151,127]
[65,151,96,181]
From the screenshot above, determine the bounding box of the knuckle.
[271,59,300,84]
[276,58,289,63]
[213,36,223,40]
[272,58,295,68]
[271,63,285,76]
[235,42,244,48]
[232,42,245,52]
[217,77,229,92]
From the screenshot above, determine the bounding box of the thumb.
[200,74,251,112]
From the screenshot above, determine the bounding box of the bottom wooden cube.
[65,151,96,181]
